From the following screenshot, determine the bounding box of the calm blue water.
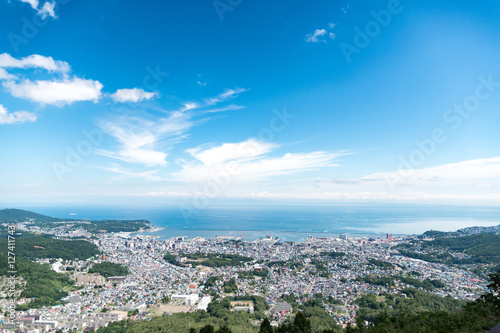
[14,204,500,241]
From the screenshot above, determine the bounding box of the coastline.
[132,226,408,242]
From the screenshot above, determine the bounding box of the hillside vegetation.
[0,208,65,223]
[424,233,500,264]
[0,233,100,260]
[0,253,74,309]
[164,252,253,268]
[93,270,500,333]
[0,208,150,233]
[89,262,130,278]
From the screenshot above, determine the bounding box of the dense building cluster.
[0,228,490,331]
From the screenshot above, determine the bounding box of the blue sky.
[1,0,500,206]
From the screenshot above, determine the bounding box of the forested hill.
[459,224,500,235]
[423,224,500,239]
[0,208,151,232]
[0,208,67,223]
[0,233,100,260]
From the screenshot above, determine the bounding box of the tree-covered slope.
[89,262,130,278]
[0,253,75,309]
[0,233,100,260]
[0,208,151,232]
[0,208,66,223]
[424,234,500,264]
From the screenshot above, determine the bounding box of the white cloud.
[125,189,500,204]
[362,156,500,186]
[196,73,208,86]
[163,88,247,113]
[175,139,340,183]
[202,104,245,114]
[100,165,162,181]
[305,29,327,43]
[205,88,248,106]
[17,0,57,19]
[0,68,16,80]
[0,53,70,74]
[96,111,194,167]
[329,32,336,40]
[3,77,103,106]
[304,156,500,205]
[187,139,276,167]
[38,1,57,19]
[18,0,38,10]
[181,102,200,112]
[129,191,192,198]
[242,191,500,202]
[98,88,248,168]
[0,104,36,125]
[219,88,246,99]
[111,88,158,103]
[98,148,168,167]
[0,54,103,106]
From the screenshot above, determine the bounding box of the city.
[0,218,493,331]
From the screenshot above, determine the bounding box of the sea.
[18,204,500,242]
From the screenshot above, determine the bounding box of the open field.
[155,304,192,315]
[230,300,254,308]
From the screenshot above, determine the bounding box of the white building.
[196,296,212,311]
[171,294,199,306]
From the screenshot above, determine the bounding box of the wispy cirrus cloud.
[324,156,500,187]
[97,88,248,168]
[96,111,194,167]
[0,104,36,125]
[240,191,500,203]
[180,102,200,112]
[201,104,245,114]
[118,189,500,204]
[175,138,342,184]
[99,164,163,181]
[161,88,247,114]
[204,88,248,107]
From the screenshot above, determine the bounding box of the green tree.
[89,262,129,278]
[260,318,274,333]
[293,311,312,333]
[200,324,215,333]
[481,270,500,308]
[215,326,233,333]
